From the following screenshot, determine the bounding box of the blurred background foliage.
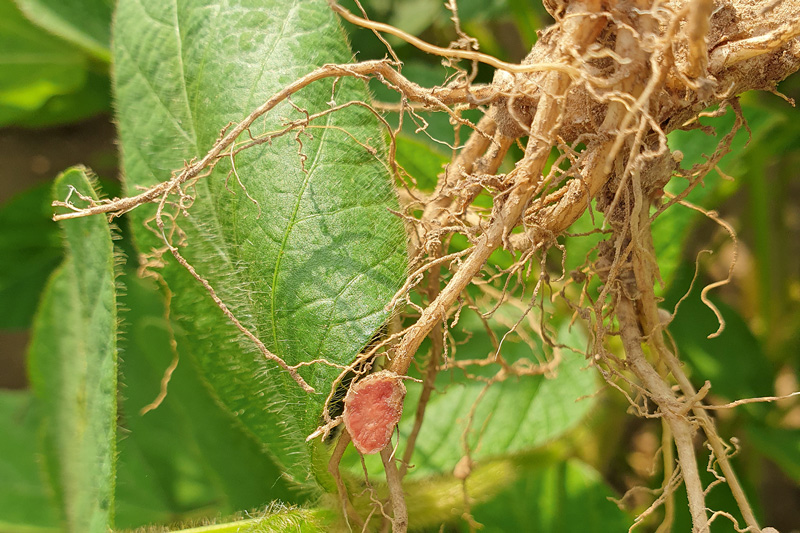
[1,0,798,531]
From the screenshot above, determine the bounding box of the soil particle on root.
[343,370,407,455]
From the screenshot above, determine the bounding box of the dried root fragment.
[343,370,407,455]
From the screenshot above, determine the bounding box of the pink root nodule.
[342,370,406,455]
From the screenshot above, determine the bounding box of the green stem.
[150,507,330,533]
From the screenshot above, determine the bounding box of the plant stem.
[616,296,710,533]
[381,446,408,532]
[631,202,762,532]
[328,431,365,529]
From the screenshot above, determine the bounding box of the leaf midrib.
[268,120,334,355]
[170,0,199,152]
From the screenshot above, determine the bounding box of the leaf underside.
[27,167,117,533]
[114,272,298,529]
[113,0,407,487]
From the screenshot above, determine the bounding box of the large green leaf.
[15,0,112,61]
[114,270,299,529]
[400,322,596,477]
[113,0,406,487]
[27,167,117,532]
[0,390,60,533]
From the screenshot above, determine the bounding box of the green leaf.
[0,389,60,532]
[113,437,178,529]
[0,182,62,330]
[465,458,631,532]
[114,271,299,529]
[0,0,98,126]
[14,0,112,61]
[405,324,596,477]
[27,166,117,533]
[113,0,407,488]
